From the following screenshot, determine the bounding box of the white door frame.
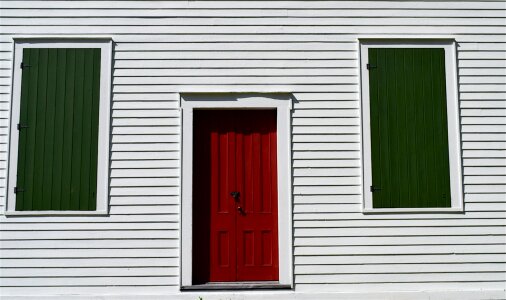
[179,93,293,287]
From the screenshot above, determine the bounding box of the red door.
[192,110,279,283]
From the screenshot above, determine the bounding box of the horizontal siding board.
[0,287,177,296]
[0,258,179,268]
[0,267,179,277]
[293,226,506,237]
[294,218,506,228]
[114,51,359,60]
[293,211,506,221]
[0,221,180,230]
[2,8,506,18]
[465,193,506,202]
[294,235,506,246]
[2,17,506,27]
[294,273,506,284]
[2,1,505,9]
[110,187,180,196]
[0,276,179,287]
[113,76,359,85]
[295,254,506,265]
[114,68,360,77]
[461,109,506,117]
[0,248,179,259]
[0,230,180,240]
[294,263,506,274]
[0,239,179,249]
[2,26,506,35]
[111,160,180,169]
[295,282,505,292]
[464,166,506,175]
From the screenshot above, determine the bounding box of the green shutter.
[16,48,101,211]
[368,48,451,208]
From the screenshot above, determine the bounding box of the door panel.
[235,110,278,281]
[192,110,278,283]
[193,111,236,282]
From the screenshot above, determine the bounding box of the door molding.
[179,93,293,288]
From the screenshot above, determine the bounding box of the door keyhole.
[237,206,245,215]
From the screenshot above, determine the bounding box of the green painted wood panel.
[368,48,451,208]
[16,48,101,211]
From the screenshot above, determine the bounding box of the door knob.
[230,191,240,199]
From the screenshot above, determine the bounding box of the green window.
[368,48,451,208]
[15,48,101,211]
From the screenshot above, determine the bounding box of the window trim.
[179,93,294,289]
[359,39,463,213]
[5,38,113,216]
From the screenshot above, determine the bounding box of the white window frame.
[179,93,293,288]
[359,39,463,213]
[5,37,113,216]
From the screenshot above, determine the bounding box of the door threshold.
[181,281,291,291]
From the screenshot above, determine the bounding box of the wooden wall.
[0,1,504,298]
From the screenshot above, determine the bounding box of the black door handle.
[230,191,240,199]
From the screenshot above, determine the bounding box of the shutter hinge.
[20,62,32,69]
[14,187,25,194]
[367,63,376,70]
[17,123,29,130]
[370,185,382,192]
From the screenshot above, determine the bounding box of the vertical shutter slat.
[42,49,57,209]
[436,49,451,207]
[15,49,32,211]
[16,48,101,211]
[369,48,451,208]
[70,49,85,210]
[79,50,93,210]
[52,48,66,210]
[32,48,49,210]
[88,49,101,210]
[60,48,76,211]
[24,48,40,211]
[368,48,381,205]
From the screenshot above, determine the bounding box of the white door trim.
[179,93,293,287]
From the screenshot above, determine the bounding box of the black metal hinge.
[17,123,29,130]
[367,63,376,70]
[370,185,382,192]
[20,62,32,69]
[14,187,25,194]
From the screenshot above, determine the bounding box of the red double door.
[192,110,279,283]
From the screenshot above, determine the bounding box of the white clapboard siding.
[294,235,506,246]
[0,0,505,298]
[0,258,180,268]
[3,17,506,27]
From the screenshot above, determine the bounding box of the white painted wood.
[180,93,293,287]
[0,0,504,298]
[3,17,506,27]
[0,290,504,300]
[2,1,505,10]
[5,38,113,216]
[359,39,464,213]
